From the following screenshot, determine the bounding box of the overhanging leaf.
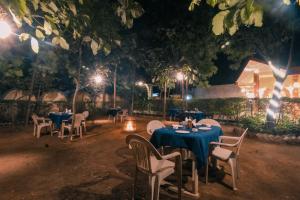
[91,39,98,55]
[19,33,30,42]
[44,21,52,35]
[31,37,39,54]
[59,37,69,50]
[212,11,229,35]
[68,3,77,16]
[35,29,45,40]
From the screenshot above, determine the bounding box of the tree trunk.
[131,66,136,115]
[71,45,82,136]
[25,68,36,125]
[266,26,294,128]
[163,81,167,119]
[185,78,188,110]
[113,66,117,108]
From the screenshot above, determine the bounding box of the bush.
[239,115,265,132]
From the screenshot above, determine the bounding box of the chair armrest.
[219,136,240,140]
[161,152,181,160]
[210,141,238,147]
[36,117,46,123]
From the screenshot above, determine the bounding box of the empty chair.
[206,128,248,190]
[61,114,85,139]
[32,114,53,138]
[146,120,165,135]
[198,118,221,127]
[126,134,182,200]
[118,109,128,123]
[82,111,89,132]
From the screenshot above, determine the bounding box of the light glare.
[176,72,184,81]
[0,21,11,39]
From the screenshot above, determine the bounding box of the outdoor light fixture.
[186,94,192,100]
[136,81,144,86]
[0,21,11,39]
[176,72,184,81]
[94,75,102,84]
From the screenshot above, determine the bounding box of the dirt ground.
[0,116,299,200]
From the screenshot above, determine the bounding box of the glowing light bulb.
[176,72,184,81]
[136,81,144,86]
[94,75,102,84]
[0,21,11,39]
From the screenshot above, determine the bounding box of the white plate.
[175,130,190,134]
[198,127,211,131]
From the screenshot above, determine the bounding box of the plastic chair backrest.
[198,118,221,128]
[126,134,162,174]
[74,114,85,127]
[82,111,89,119]
[31,114,38,125]
[146,120,165,135]
[236,128,248,156]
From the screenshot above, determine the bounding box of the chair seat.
[150,155,175,173]
[38,123,51,127]
[212,147,233,160]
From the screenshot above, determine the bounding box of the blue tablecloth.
[107,108,121,117]
[168,108,183,118]
[179,111,205,121]
[150,126,223,169]
[48,113,72,129]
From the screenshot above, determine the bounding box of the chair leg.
[148,175,156,200]
[80,126,83,139]
[37,127,41,138]
[33,125,36,136]
[132,169,138,200]
[177,157,182,200]
[205,157,209,184]
[228,158,237,190]
[236,157,240,179]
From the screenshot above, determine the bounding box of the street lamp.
[94,74,103,84]
[0,21,11,39]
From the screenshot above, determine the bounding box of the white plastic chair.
[206,128,248,190]
[146,120,165,135]
[126,134,182,200]
[61,114,85,139]
[118,109,128,123]
[198,118,221,127]
[32,114,53,138]
[82,111,89,132]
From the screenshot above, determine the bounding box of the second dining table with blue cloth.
[150,125,223,169]
[107,108,121,117]
[48,112,72,129]
[178,111,205,122]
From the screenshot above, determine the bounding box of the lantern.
[124,117,136,132]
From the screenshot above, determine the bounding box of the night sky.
[133,0,300,85]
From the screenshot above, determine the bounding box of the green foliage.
[240,114,265,132]
[0,0,143,55]
[189,0,298,35]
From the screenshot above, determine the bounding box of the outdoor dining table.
[168,108,183,121]
[150,125,223,197]
[48,112,72,129]
[178,111,205,121]
[107,108,121,117]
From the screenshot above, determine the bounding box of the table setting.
[150,121,223,197]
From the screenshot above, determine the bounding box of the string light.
[268,61,287,79]
[270,99,279,107]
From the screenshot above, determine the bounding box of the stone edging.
[231,126,300,145]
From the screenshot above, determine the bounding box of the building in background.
[193,59,300,99]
